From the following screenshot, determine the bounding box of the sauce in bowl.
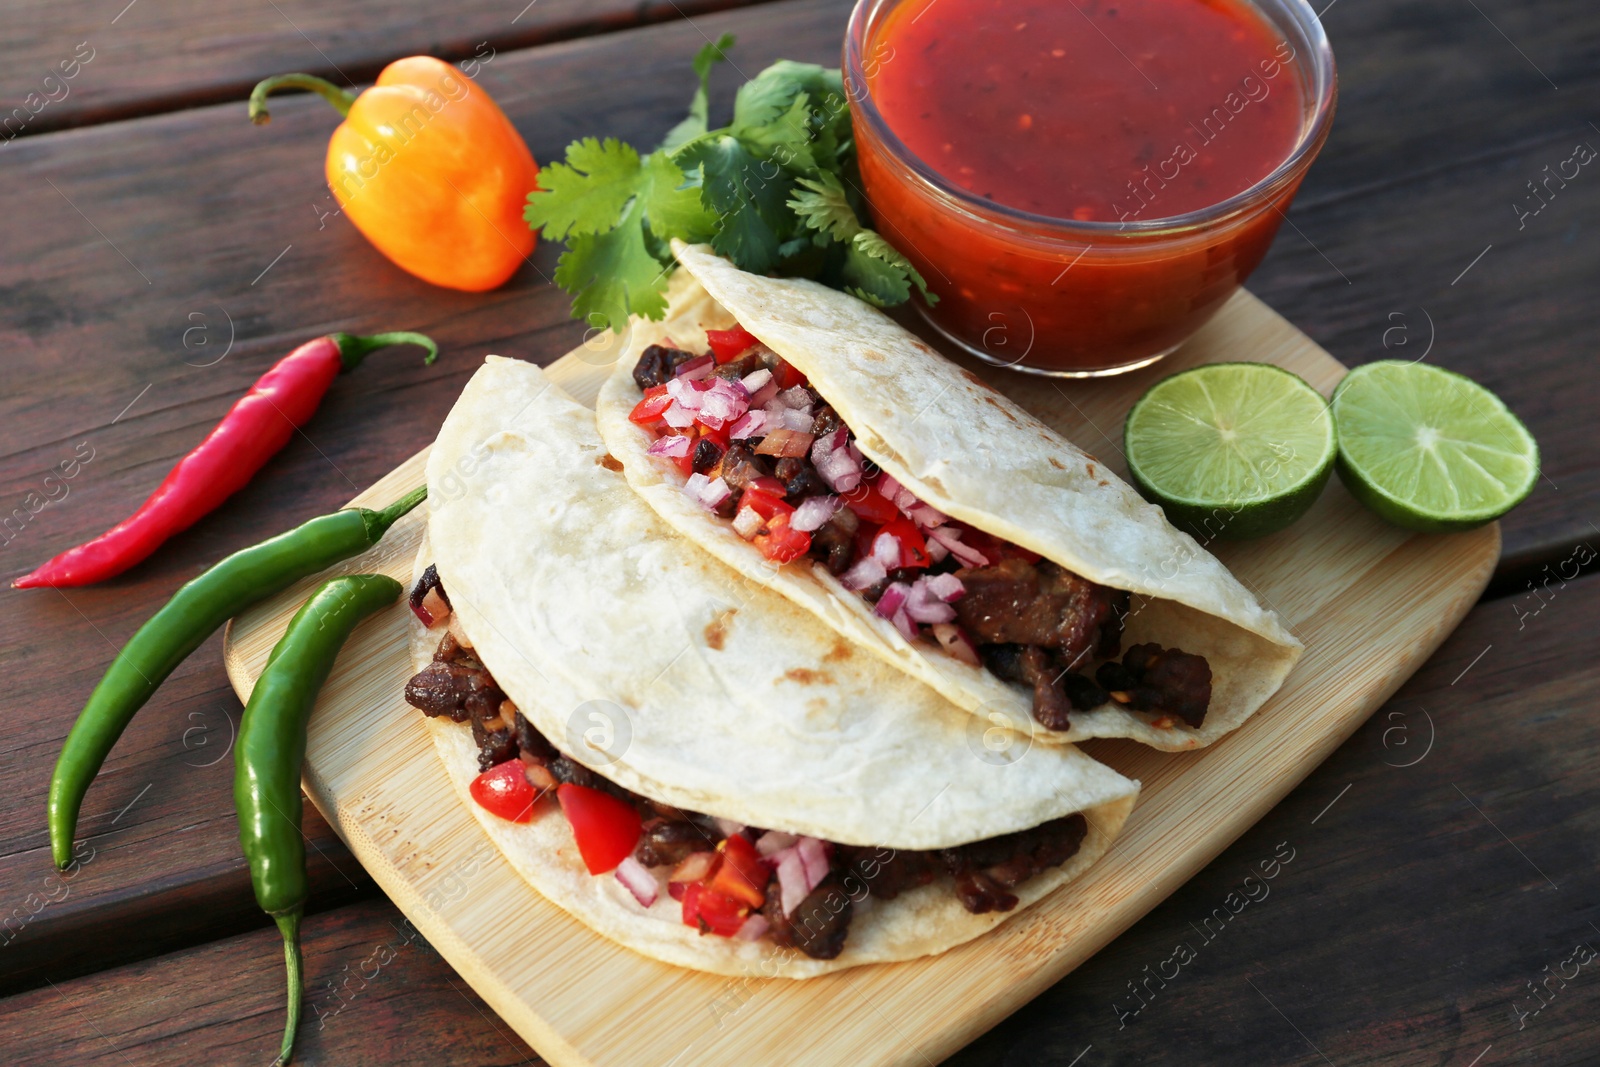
[846,0,1336,375]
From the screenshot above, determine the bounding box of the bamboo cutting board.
[224,289,1499,1067]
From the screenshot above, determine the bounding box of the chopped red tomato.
[754,512,811,563]
[557,784,641,875]
[681,882,750,936]
[840,482,900,525]
[774,361,808,390]
[705,325,760,363]
[469,761,541,823]
[710,834,770,909]
[629,384,673,426]
[740,485,794,521]
[878,517,931,569]
[700,422,731,449]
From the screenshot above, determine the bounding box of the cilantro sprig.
[524,36,934,332]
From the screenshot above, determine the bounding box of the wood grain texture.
[0,896,542,1066]
[0,0,774,135]
[0,0,855,995]
[219,297,1498,1067]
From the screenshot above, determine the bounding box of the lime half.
[1332,360,1538,532]
[1125,362,1336,541]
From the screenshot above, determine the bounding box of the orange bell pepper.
[248,57,538,292]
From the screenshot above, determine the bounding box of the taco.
[594,243,1302,751]
[403,356,1139,977]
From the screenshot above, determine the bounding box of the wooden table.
[1,0,1595,1062]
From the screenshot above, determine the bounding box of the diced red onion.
[790,495,840,533]
[729,410,769,440]
[875,581,910,620]
[662,400,697,429]
[763,400,814,433]
[713,818,746,837]
[932,623,982,666]
[684,473,731,511]
[419,588,451,627]
[754,429,814,458]
[670,851,717,883]
[777,851,811,917]
[674,355,715,380]
[665,376,706,409]
[732,505,763,539]
[747,380,779,407]
[812,429,864,493]
[756,831,797,857]
[647,434,693,459]
[876,473,919,514]
[735,914,770,941]
[697,378,750,425]
[775,385,813,412]
[923,572,965,602]
[796,837,829,886]
[446,613,474,650]
[839,555,887,591]
[523,761,558,792]
[872,531,903,570]
[891,605,920,642]
[903,579,957,625]
[925,537,949,564]
[614,856,659,908]
[929,526,990,567]
[907,503,947,528]
[740,369,773,394]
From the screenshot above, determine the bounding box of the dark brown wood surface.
[1,0,1597,1061]
[0,0,776,135]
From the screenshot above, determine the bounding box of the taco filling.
[626,331,1214,730]
[404,573,1089,960]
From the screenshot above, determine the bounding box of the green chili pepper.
[47,486,426,870]
[235,573,402,1067]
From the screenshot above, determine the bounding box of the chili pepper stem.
[249,73,358,126]
[271,910,303,1067]
[361,485,428,543]
[331,331,440,369]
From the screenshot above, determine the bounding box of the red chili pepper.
[704,325,760,363]
[13,331,437,589]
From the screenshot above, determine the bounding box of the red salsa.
[850,0,1326,374]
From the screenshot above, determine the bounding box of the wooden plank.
[950,569,1600,1067]
[0,897,543,1066]
[0,0,773,135]
[219,294,1498,1066]
[0,0,856,994]
[1243,0,1600,578]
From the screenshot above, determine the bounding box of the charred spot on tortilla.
[598,453,624,472]
[703,609,736,650]
[824,640,853,662]
[1050,457,1066,471]
[781,667,833,686]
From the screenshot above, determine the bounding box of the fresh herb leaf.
[527,43,932,328]
[640,152,716,243]
[846,229,936,306]
[787,172,860,243]
[680,135,795,274]
[523,137,644,241]
[553,197,669,331]
[661,33,735,151]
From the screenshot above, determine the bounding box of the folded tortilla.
[594,243,1303,751]
[418,356,1139,977]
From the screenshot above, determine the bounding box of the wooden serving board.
[223,289,1498,1067]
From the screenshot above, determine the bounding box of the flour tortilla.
[417,356,1138,977]
[594,243,1303,751]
